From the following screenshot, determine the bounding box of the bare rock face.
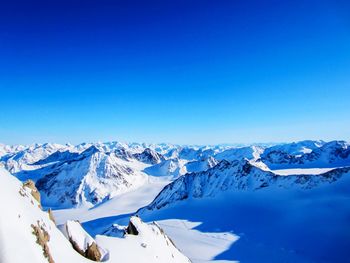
[66,225,102,261]
[23,180,41,204]
[67,235,101,261]
[126,219,139,235]
[86,242,102,261]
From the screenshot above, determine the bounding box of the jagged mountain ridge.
[34,146,148,208]
[1,140,350,210]
[143,159,350,211]
[260,140,350,169]
[2,140,349,172]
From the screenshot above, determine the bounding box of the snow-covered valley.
[1,140,350,263]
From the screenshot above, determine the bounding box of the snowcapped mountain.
[1,139,349,210]
[144,158,188,177]
[215,145,264,162]
[144,156,219,178]
[263,140,324,156]
[143,159,350,211]
[299,140,350,166]
[134,163,350,263]
[113,147,134,161]
[185,156,218,173]
[33,149,81,166]
[0,167,190,263]
[133,148,165,164]
[261,140,350,169]
[1,139,350,263]
[0,143,69,173]
[34,146,148,208]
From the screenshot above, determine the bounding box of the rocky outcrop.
[69,237,102,261]
[86,242,102,261]
[126,219,139,235]
[31,221,54,263]
[23,180,41,204]
[62,220,106,261]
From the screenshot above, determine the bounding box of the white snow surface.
[84,168,350,263]
[34,148,150,208]
[0,167,90,263]
[95,216,191,263]
[0,167,191,263]
[144,158,188,177]
[53,175,171,225]
[272,167,336,175]
[61,220,108,259]
[2,140,350,263]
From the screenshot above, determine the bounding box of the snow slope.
[95,216,191,263]
[53,175,171,225]
[144,159,348,210]
[137,165,350,262]
[34,146,149,208]
[144,156,218,178]
[137,176,350,263]
[2,141,349,209]
[0,167,191,263]
[215,146,263,162]
[144,158,188,177]
[185,156,218,174]
[272,167,335,175]
[80,159,350,263]
[0,167,92,263]
[0,143,69,173]
[3,140,350,263]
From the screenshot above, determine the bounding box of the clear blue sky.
[0,0,349,145]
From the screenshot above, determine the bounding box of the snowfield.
[53,175,171,225]
[271,167,335,175]
[0,167,89,263]
[95,216,191,263]
[0,167,190,263]
[1,140,350,263]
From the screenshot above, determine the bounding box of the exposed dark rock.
[126,220,139,235]
[86,242,102,261]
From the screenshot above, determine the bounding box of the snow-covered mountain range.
[1,139,349,263]
[0,167,190,263]
[142,159,350,211]
[1,140,349,209]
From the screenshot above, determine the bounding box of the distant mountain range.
[1,140,350,263]
[0,140,349,209]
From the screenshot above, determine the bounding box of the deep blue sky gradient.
[0,0,350,145]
